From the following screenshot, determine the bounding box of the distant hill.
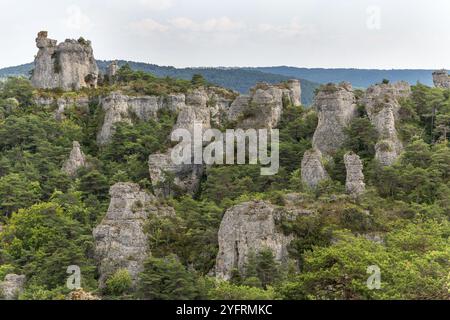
[250,66,436,88]
[0,61,320,105]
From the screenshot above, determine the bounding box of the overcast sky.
[0,0,449,69]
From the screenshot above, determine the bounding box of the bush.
[105,269,132,296]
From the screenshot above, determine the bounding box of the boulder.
[215,201,293,280]
[312,82,357,156]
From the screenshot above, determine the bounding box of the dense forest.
[0,67,449,300]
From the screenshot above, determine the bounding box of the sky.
[0,0,449,69]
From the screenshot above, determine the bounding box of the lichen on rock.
[0,274,26,300]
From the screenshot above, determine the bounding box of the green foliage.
[138,255,204,300]
[0,202,96,290]
[105,269,133,296]
[208,281,276,300]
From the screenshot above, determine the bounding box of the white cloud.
[129,18,169,34]
[64,5,92,30]
[169,16,244,32]
[256,18,315,38]
[138,0,173,11]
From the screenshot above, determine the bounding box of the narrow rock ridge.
[215,201,294,280]
[62,141,88,177]
[432,69,450,89]
[363,81,411,166]
[93,182,175,288]
[0,274,26,300]
[31,31,99,91]
[344,152,365,197]
[148,149,204,197]
[301,149,329,189]
[312,82,357,156]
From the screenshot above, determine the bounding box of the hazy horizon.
[1,0,449,70]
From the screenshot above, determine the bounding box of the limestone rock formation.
[148,149,204,197]
[93,183,155,287]
[215,201,293,280]
[301,149,329,188]
[363,81,411,166]
[312,82,357,156]
[97,92,185,145]
[66,289,100,300]
[31,31,99,91]
[432,70,450,89]
[62,141,87,176]
[0,274,26,300]
[227,80,301,129]
[173,89,211,133]
[344,152,365,197]
[107,61,119,82]
[34,95,91,121]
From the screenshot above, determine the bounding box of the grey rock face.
[301,149,329,188]
[344,152,365,197]
[227,81,301,129]
[107,61,118,82]
[312,82,357,156]
[0,274,26,300]
[93,183,174,287]
[363,81,411,166]
[432,70,450,89]
[97,92,185,145]
[215,201,293,280]
[34,95,90,121]
[174,89,211,133]
[62,141,87,176]
[31,31,99,91]
[148,149,203,197]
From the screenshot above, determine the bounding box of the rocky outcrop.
[97,92,185,145]
[344,152,365,197]
[34,95,91,121]
[363,81,411,166]
[93,183,162,287]
[173,89,211,133]
[66,289,100,300]
[107,61,119,82]
[215,201,293,280]
[301,149,329,188]
[0,274,26,300]
[31,31,99,91]
[227,81,301,129]
[62,141,87,176]
[148,149,203,197]
[432,70,450,89]
[312,82,357,156]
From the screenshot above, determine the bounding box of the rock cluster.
[66,289,100,300]
[148,149,204,197]
[432,69,450,89]
[312,82,357,156]
[215,201,293,280]
[301,149,329,188]
[93,183,157,287]
[34,95,91,121]
[31,31,99,91]
[344,152,365,197]
[62,141,88,177]
[0,274,26,300]
[363,81,411,166]
[227,81,301,129]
